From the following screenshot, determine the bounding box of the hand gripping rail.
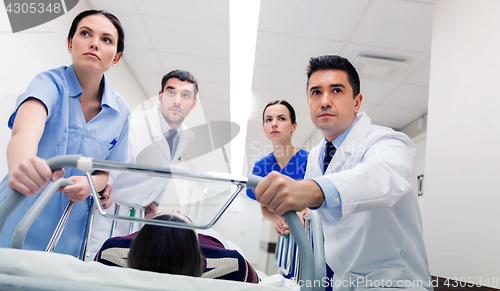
[0,155,320,290]
[0,155,82,237]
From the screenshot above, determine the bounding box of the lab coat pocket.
[339,212,367,229]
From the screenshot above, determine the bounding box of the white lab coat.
[306,113,432,290]
[87,103,194,259]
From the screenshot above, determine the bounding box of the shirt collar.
[65,64,121,112]
[323,113,361,149]
[66,65,82,98]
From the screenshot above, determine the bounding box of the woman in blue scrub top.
[246,100,309,236]
[0,10,131,258]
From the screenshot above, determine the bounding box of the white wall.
[424,0,500,283]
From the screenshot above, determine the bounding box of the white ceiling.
[86,0,433,168]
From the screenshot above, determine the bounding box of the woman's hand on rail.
[275,209,309,236]
[58,176,91,202]
[297,208,310,227]
[144,202,158,219]
[275,216,290,236]
[99,184,114,209]
[8,156,65,196]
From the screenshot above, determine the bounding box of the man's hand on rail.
[58,176,91,202]
[8,156,65,196]
[144,202,158,219]
[254,171,324,217]
[99,184,114,209]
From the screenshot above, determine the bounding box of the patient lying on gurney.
[95,210,259,283]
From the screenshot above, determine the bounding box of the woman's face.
[68,14,122,74]
[263,104,297,143]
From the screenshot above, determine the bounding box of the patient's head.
[127,212,205,277]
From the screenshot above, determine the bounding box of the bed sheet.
[0,248,295,291]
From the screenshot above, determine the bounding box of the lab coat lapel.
[171,125,194,163]
[345,112,371,152]
[146,103,165,143]
[324,113,370,175]
[325,148,346,174]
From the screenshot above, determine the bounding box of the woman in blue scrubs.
[246,100,308,236]
[0,10,130,258]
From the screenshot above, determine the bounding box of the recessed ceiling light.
[353,54,409,80]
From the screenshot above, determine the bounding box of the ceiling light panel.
[353,54,409,80]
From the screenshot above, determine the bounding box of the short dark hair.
[128,214,205,277]
[262,100,296,125]
[68,10,125,54]
[306,55,360,98]
[161,70,199,98]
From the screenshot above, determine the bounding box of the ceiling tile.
[350,0,433,52]
[258,0,370,41]
[360,79,399,104]
[252,66,307,94]
[343,44,430,83]
[254,32,344,70]
[114,12,155,49]
[88,0,137,13]
[251,89,308,117]
[405,0,433,3]
[123,47,164,75]
[369,104,425,129]
[158,52,229,85]
[359,102,377,114]
[198,82,229,103]
[383,84,429,110]
[136,0,229,26]
[145,17,229,59]
[133,72,164,101]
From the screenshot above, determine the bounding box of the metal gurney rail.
[0,154,325,291]
[275,211,326,287]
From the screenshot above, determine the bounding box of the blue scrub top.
[246,148,309,200]
[0,65,131,257]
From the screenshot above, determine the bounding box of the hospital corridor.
[0,0,498,290]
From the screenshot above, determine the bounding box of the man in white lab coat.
[254,55,432,290]
[87,70,198,260]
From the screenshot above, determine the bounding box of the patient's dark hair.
[128,214,205,277]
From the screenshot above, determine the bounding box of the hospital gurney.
[0,155,326,291]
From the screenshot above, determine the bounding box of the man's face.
[307,69,362,142]
[158,77,197,129]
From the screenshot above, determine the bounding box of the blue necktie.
[323,142,336,173]
[166,129,177,157]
